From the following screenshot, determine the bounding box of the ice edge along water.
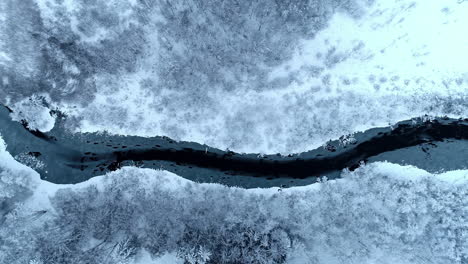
[1,134,467,264]
[3,0,467,154]
[50,0,468,154]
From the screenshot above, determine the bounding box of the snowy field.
[0,0,468,263]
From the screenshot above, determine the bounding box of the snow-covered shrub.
[0,164,462,264]
[8,95,55,132]
[0,136,43,264]
[0,132,466,264]
[0,153,35,216]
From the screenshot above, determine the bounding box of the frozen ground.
[0,136,467,264]
[1,0,467,263]
[1,0,467,153]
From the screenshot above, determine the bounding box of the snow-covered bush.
[0,134,466,263]
[8,95,55,132]
[0,148,35,217]
[2,0,467,153]
[0,136,42,264]
[0,162,465,264]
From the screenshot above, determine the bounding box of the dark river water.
[1,105,467,188]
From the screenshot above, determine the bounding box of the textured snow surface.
[73,0,468,154]
[7,95,56,132]
[1,137,467,264]
[1,0,467,153]
[1,1,467,263]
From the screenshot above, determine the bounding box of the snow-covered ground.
[1,0,466,154]
[40,0,468,154]
[1,0,468,263]
[7,95,56,132]
[1,135,467,264]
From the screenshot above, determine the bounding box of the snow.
[1,135,467,263]
[134,251,183,264]
[8,95,56,132]
[50,0,468,154]
[1,0,466,153]
[0,133,5,152]
[1,0,467,263]
[0,134,56,210]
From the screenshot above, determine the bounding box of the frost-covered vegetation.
[0,0,360,104]
[1,137,467,264]
[1,0,466,153]
[1,1,467,263]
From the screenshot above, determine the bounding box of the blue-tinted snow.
[1,0,467,153]
[1,0,467,263]
[0,136,467,263]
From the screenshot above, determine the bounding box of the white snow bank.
[57,0,468,154]
[1,138,467,263]
[7,95,55,132]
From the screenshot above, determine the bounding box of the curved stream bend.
[1,105,467,188]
